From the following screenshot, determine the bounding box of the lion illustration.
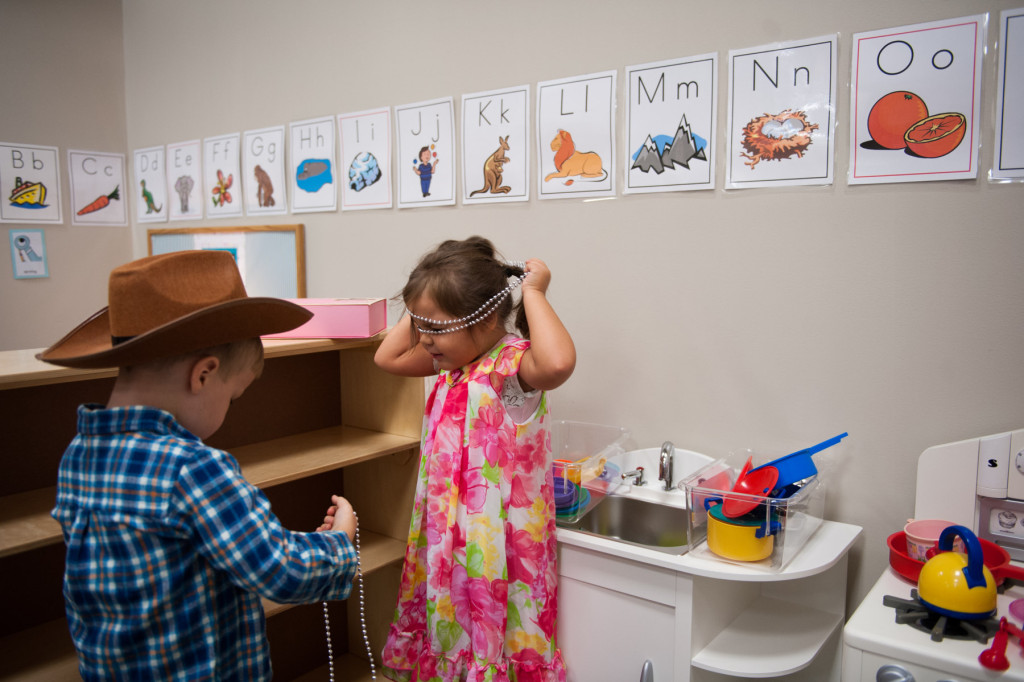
[544,129,607,185]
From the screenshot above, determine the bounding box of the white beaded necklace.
[409,266,527,335]
[323,511,375,680]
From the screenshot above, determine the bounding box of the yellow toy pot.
[917,525,997,620]
[706,503,774,562]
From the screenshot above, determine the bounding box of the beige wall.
[6,0,1024,611]
[0,0,132,350]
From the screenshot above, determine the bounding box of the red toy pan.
[888,531,1024,586]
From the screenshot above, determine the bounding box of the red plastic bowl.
[888,531,1024,586]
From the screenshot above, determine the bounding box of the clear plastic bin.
[681,455,825,571]
[551,420,631,524]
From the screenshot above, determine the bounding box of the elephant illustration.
[174,175,195,213]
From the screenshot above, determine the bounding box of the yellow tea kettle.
[917,525,997,620]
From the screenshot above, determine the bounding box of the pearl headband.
[409,262,527,335]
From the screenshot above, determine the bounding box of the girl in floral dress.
[375,236,576,682]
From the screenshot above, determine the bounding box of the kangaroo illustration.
[470,136,512,196]
[140,179,162,214]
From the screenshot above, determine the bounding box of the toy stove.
[844,428,1024,682]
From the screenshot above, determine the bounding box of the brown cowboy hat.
[37,250,312,369]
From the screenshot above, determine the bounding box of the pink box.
[264,298,387,339]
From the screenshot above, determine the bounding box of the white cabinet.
[558,545,678,681]
[556,521,860,682]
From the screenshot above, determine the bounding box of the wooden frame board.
[147,224,306,298]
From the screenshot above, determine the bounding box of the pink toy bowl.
[904,519,964,561]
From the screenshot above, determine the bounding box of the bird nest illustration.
[740,110,818,169]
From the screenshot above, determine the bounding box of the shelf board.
[0,617,79,681]
[0,337,383,391]
[234,425,419,488]
[0,427,417,557]
[262,530,405,618]
[0,487,61,557]
[690,595,842,677]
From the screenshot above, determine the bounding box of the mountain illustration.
[631,115,707,174]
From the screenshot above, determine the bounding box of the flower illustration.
[211,169,233,206]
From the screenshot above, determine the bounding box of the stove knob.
[876,664,915,682]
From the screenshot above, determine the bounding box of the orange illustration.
[904,113,967,158]
[867,91,929,150]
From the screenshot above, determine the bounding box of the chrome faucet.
[621,466,645,486]
[658,441,675,490]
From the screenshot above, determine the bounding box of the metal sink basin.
[564,495,689,554]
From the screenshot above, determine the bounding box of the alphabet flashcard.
[462,86,529,204]
[289,116,338,213]
[849,15,985,184]
[537,71,616,199]
[339,108,393,211]
[68,150,127,226]
[993,8,1024,181]
[396,97,456,208]
[166,140,203,221]
[0,142,62,224]
[625,54,717,194]
[134,146,168,223]
[203,133,242,219]
[727,35,838,189]
[243,126,287,216]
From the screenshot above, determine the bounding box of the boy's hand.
[317,495,357,540]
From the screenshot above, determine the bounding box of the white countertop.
[556,518,861,582]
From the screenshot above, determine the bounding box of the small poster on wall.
[68,150,127,226]
[9,229,48,279]
[203,133,242,218]
[166,140,203,220]
[462,86,529,204]
[0,142,62,224]
[243,126,288,216]
[396,97,456,208]
[193,231,247,286]
[537,71,616,199]
[625,54,718,194]
[849,15,985,185]
[339,107,393,211]
[133,146,168,223]
[726,35,838,189]
[289,116,338,213]
[993,7,1024,181]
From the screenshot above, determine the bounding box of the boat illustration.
[9,177,47,207]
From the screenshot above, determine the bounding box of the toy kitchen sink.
[551,420,713,554]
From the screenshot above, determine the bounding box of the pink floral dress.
[381,335,566,682]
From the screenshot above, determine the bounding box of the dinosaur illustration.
[140,179,162,214]
[469,135,512,197]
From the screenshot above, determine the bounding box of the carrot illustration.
[77,186,120,215]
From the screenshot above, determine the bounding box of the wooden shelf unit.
[0,337,423,680]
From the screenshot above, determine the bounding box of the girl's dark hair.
[402,236,529,338]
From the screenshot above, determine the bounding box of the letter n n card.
[727,35,838,189]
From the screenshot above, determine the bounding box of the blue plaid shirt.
[52,404,358,681]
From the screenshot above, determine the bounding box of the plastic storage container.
[551,420,630,524]
[681,455,825,571]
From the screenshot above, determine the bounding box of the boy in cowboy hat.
[39,250,359,681]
